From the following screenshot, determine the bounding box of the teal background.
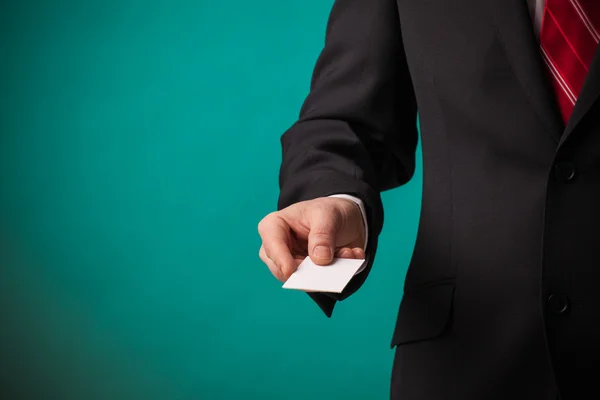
[0,1,422,399]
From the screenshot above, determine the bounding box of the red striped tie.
[540,0,600,123]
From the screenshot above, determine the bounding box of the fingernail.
[314,245,332,259]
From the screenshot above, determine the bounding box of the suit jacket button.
[554,162,576,182]
[547,294,570,315]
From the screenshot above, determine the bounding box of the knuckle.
[257,212,276,235]
[262,245,272,258]
[311,220,336,237]
[308,204,340,229]
[258,246,266,260]
[263,246,278,264]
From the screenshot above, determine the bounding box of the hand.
[258,197,366,282]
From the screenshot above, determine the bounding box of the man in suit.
[257,0,600,398]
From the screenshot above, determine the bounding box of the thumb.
[307,206,341,265]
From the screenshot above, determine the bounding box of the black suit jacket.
[277,1,600,399]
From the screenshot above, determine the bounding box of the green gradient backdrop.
[0,1,422,399]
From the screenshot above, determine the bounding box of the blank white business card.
[282,256,366,293]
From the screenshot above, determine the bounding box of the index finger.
[258,213,296,279]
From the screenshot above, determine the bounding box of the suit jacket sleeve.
[277,0,418,317]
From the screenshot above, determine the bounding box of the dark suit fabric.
[277,1,600,399]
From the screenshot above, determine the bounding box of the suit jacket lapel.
[560,44,600,147]
[486,0,564,143]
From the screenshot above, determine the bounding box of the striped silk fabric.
[540,0,600,123]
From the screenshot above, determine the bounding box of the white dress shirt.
[328,0,545,273]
